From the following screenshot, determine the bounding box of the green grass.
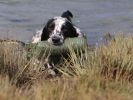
[1,34,133,100]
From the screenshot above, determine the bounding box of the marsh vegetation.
[0,33,133,100]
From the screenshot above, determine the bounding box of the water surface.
[0,0,133,45]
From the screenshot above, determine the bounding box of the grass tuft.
[1,34,133,100]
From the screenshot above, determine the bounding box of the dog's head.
[41,10,78,45]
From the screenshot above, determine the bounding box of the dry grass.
[1,34,133,100]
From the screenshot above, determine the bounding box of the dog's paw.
[45,63,54,69]
[48,69,56,76]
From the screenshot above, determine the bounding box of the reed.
[0,34,133,100]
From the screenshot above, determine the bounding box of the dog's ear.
[41,19,54,41]
[41,26,49,41]
[70,27,79,37]
[63,25,78,38]
[61,10,73,22]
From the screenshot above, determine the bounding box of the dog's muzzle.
[48,34,64,45]
[52,36,60,44]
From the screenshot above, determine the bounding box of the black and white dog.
[32,10,83,44]
[32,10,84,76]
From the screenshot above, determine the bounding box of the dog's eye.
[62,26,68,32]
[48,24,55,30]
[63,29,68,32]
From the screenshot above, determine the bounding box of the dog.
[32,10,83,44]
[32,10,84,76]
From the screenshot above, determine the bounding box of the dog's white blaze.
[53,17,66,35]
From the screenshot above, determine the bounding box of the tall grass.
[1,34,133,100]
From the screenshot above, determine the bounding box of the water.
[0,0,133,45]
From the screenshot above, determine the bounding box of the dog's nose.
[52,37,60,43]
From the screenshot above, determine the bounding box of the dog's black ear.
[70,27,79,37]
[63,26,78,38]
[41,19,54,41]
[61,10,73,22]
[41,26,49,41]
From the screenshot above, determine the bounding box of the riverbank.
[0,33,133,100]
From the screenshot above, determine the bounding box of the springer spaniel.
[32,10,84,76]
[32,10,83,44]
